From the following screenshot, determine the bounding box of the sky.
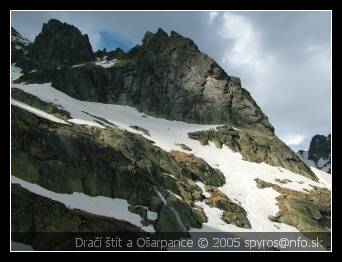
[11,11,331,151]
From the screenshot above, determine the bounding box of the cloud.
[213,12,275,106]
[282,134,305,146]
[11,11,331,151]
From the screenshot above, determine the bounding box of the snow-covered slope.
[11,66,331,233]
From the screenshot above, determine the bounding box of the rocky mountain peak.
[41,18,64,30]
[308,134,331,163]
[141,28,199,54]
[297,133,331,173]
[16,19,94,72]
[142,28,169,47]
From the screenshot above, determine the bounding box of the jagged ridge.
[297,134,331,173]
[14,20,274,135]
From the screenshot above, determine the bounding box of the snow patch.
[72,63,86,68]
[167,189,182,200]
[11,99,69,125]
[68,118,105,128]
[195,181,211,198]
[95,58,118,68]
[11,65,23,82]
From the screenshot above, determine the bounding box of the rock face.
[14,22,274,134]
[170,150,225,187]
[297,134,331,173]
[188,126,317,180]
[16,19,94,72]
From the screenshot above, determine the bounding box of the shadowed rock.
[16,19,94,72]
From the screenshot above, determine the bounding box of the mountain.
[297,134,331,173]
[13,20,315,180]
[17,24,275,133]
[11,19,331,250]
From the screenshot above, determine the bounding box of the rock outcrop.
[205,186,251,229]
[94,47,125,60]
[170,150,225,187]
[188,126,317,180]
[255,178,331,232]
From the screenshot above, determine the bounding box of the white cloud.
[281,134,306,146]
[213,12,275,106]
